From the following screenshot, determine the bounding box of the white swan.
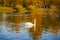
[24,22,34,28]
[18,19,36,29]
[18,22,34,28]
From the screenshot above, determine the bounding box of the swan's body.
[18,22,34,28]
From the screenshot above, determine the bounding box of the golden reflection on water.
[0,0,60,40]
[0,7,60,40]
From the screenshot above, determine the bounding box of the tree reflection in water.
[0,0,60,40]
[0,7,60,40]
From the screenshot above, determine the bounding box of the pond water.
[0,22,60,40]
[0,12,60,40]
